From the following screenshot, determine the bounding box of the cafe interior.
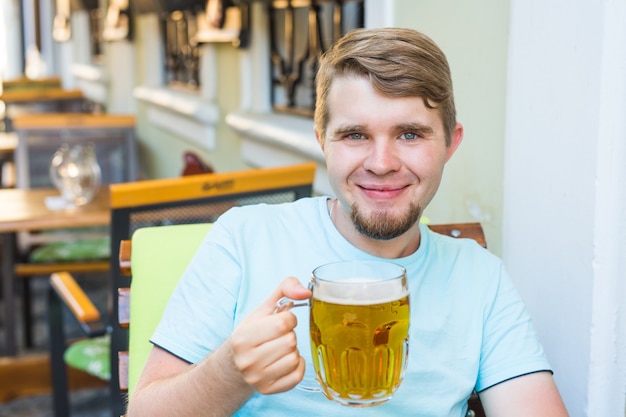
[1,1,625,416]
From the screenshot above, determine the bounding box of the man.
[128,28,569,416]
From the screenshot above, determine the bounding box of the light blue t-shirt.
[152,197,551,416]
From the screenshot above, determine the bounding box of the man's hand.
[229,277,312,394]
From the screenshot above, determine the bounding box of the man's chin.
[350,205,422,241]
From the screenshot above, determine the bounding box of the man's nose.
[363,140,401,174]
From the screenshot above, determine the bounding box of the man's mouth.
[358,185,408,199]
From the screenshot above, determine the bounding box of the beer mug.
[277,260,410,407]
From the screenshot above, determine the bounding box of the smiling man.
[319,75,462,258]
[128,28,569,417]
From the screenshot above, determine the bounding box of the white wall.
[104,40,135,113]
[504,1,626,416]
[0,0,23,79]
[393,0,509,257]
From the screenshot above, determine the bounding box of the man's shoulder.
[423,223,502,270]
[215,196,327,229]
[225,196,323,216]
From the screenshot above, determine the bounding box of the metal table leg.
[1,232,17,356]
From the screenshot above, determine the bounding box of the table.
[0,187,110,356]
[0,88,83,104]
[0,88,85,131]
[1,76,62,92]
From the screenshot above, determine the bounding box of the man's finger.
[256,277,311,314]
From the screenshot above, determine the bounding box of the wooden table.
[0,88,83,104]
[1,76,62,92]
[0,88,85,131]
[0,187,110,356]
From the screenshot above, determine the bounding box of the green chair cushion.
[128,223,212,394]
[59,223,211,390]
[64,334,111,381]
[29,237,110,263]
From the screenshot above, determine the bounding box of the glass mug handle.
[274,297,308,312]
[273,296,321,392]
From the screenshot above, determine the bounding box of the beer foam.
[313,278,408,305]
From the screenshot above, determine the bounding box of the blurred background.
[1,1,625,416]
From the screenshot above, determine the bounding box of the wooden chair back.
[428,222,487,248]
[12,113,137,188]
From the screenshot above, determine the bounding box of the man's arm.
[479,371,569,416]
[127,277,311,417]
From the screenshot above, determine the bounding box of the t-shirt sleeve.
[150,218,242,364]
[476,264,552,391]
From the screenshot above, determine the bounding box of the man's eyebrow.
[331,124,365,136]
[396,122,434,134]
[330,122,436,137]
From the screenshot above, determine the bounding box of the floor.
[0,273,111,417]
[0,388,109,417]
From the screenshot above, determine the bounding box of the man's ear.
[445,122,464,162]
[315,129,324,150]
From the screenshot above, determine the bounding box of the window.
[53,0,104,63]
[89,7,105,64]
[162,9,202,89]
[269,0,364,116]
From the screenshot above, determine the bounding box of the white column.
[0,0,23,78]
[504,1,626,415]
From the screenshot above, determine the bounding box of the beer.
[309,280,410,407]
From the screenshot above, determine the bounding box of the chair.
[12,113,138,347]
[47,162,317,417]
[12,113,137,188]
[51,218,486,417]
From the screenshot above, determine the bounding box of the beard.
[350,201,422,240]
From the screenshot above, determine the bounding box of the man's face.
[318,75,462,241]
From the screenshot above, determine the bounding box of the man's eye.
[401,132,417,140]
[348,133,365,140]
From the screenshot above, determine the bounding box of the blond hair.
[314,28,456,145]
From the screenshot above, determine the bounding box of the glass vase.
[49,143,102,206]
